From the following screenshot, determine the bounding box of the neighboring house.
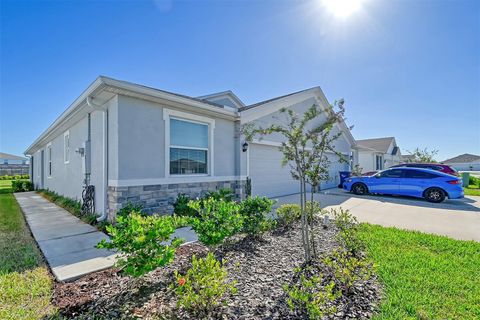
[0,152,28,165]
[401,154,415,163]
[441,153,480,171]
[25,76,356,220]
[356,137,401,172]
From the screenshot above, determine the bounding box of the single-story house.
[356,137,401,172]
[441,153,480,171]
[0,152,29,165]
[25,76,356,220]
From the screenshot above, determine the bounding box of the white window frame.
[46,143,52,177]
[163,108,215,178]
[64,131,70,164]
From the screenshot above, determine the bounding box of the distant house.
[401,154,415,163]
[0,152,28,165]
[441,154,480,171]
[356,137,401,172]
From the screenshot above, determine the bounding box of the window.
[169,118,208,175]
[405,170,439,179]
[64,131,70,163]
[47,144,52,176]
[375,155,383,170]
[3,159,7,164]
[379,169,404,178]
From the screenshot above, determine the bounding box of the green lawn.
[0,192,56,319]
[359,224,480,319]
[464,185,480,196]
[0,179,13,194]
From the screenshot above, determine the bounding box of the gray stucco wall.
[115,95,237,181]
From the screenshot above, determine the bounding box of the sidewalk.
[14,192,116,282]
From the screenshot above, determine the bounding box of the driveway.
[273,189,480,242]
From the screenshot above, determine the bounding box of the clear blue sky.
[1,0,479,161]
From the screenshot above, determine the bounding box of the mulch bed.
[53,221,380,319]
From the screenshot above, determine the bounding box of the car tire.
[424,188,445,203]
[352,183,368,195]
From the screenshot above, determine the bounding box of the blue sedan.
[343,167,464,203]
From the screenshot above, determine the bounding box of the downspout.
[86,96,109,222]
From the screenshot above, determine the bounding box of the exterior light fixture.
[242,141,249,152]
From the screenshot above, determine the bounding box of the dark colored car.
[390,163,458,176]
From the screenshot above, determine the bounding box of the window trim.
[46,143,52,178]
[163,108,215,178]
[63,131,70,164]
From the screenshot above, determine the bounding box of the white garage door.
[320,153,350,190]
[249,144,350,197]
[249,144,300,197]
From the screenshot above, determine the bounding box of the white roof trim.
[197,90,246,109]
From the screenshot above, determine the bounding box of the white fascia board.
[24,77,107,155]
[101,77,238,118]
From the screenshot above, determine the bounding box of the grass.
[358,224,480,319]
[0,192,56,319]
[0,179,13,194]
[464,185,480,196]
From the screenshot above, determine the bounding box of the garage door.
[249,144,300,197]
[320,153,350,190]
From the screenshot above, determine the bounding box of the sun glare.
[322,0,364,18]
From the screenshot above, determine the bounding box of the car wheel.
[424,188,445,203]
[352,183,368,195]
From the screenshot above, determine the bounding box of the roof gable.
[197,91,245,109]
[442,153,480,163]
[357,137,395,154]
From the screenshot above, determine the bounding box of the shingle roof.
[356,137,395,153]
[238,87,317,112]
[0,152,27,160]
[442,153,480,164]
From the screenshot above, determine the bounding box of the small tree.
[243,101,348,262]
[406,147,439,163]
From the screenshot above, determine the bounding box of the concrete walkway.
[15,192,198,282]
[15,192,117,282]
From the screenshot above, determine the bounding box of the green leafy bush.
[11,180,33,192]
[240,196,275,235]
[204,188,235,202]
[469,175,480,187]
[173,194,198,218]
[97,212,187,277]
[283,266,339,319]
[173,252,237,316]
[276,204,301,226]
[117,202,145,218]
[331,208,364,256]
[188,198,243,245]
[323,248,372,294]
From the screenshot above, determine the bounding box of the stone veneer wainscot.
[107,179,247,221]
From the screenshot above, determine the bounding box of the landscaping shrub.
[11,180,33,192]
[331,208,364,256]
[204,188,235,202]
[0,174,29,180]
[173,194,198,218]
[240,196,275,235]
[283,265,339,319]
[323,248,372,295]
[97,212,187,277]
[469,175,480,187]
[276,204,301,226]
[117,202,145,218]
[188,198,243,245]
[173,252,237,316]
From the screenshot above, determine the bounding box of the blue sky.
[1,0,479,161]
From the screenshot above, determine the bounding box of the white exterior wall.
[446,162,480,171]
[0,158,28,165]
[358,151,376,172]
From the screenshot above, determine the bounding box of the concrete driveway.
[273,189,480,242]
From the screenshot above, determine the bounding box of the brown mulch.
[53,222,380,319]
